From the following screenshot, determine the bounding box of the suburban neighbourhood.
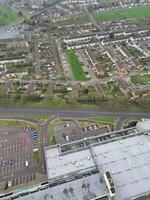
[0,0,150,200]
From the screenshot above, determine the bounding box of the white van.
[25,161,29,167]
[8,181,12,187]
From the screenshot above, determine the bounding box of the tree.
[18,11,23,16]
[52,136,56,145]
[109,32,114,40]
[4,13,8,18]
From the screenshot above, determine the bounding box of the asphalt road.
[0,107,149,118]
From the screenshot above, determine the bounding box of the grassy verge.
[32,151,40,162]
[67,51,89,81]
[0,4,24,27]
[0,119,36,126]
[0,112,52,122]
[131,74,150,84]
[48,120,65,145]
[90,115,117,125]
[48,125,56,145]
[0,99,149,111]
[0,119,39,128]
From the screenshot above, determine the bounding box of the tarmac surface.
[0,107,149,119]
[0,126,41,192]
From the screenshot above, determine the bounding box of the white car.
[25,161,29,167]
[8,181,12,187]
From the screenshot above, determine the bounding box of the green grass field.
[67,51,89,81]
[0,119,39,129]
[94,6,150,21]
[131,74,150,84]
[58,6,150,26]
[90,115,117,124]
[0,112,52,122]
[58,16,88,26]
[0,4,23,27]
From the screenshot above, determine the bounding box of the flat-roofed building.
[1,120,150,200]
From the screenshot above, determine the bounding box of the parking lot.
[55,121,110,144]
[0,126,40,192]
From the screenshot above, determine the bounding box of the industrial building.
[1,119,150,200]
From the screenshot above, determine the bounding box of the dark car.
[4,181,8,190]
[9,159,15,165]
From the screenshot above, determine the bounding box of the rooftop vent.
[72,160,75,164]
[132,164,135,168]
[76,163,79,168]
[87,157,90,160]
[124,149,127,152]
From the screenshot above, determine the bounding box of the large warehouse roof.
[43,130,150,200]
[93,133,150,200]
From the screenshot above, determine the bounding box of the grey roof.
[44,133,150,200]
[45,146,95,180]
[93,134,150,200]
[16,173,108,200]
[0,32,24,40]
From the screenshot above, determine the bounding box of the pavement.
[39,117,56,173]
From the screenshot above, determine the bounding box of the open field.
[94,6,150,21]
[58,15,88,26]
[58,6,150,26]
[0,4,23,27]
[131,74,150,84]
[67,51,89,81]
